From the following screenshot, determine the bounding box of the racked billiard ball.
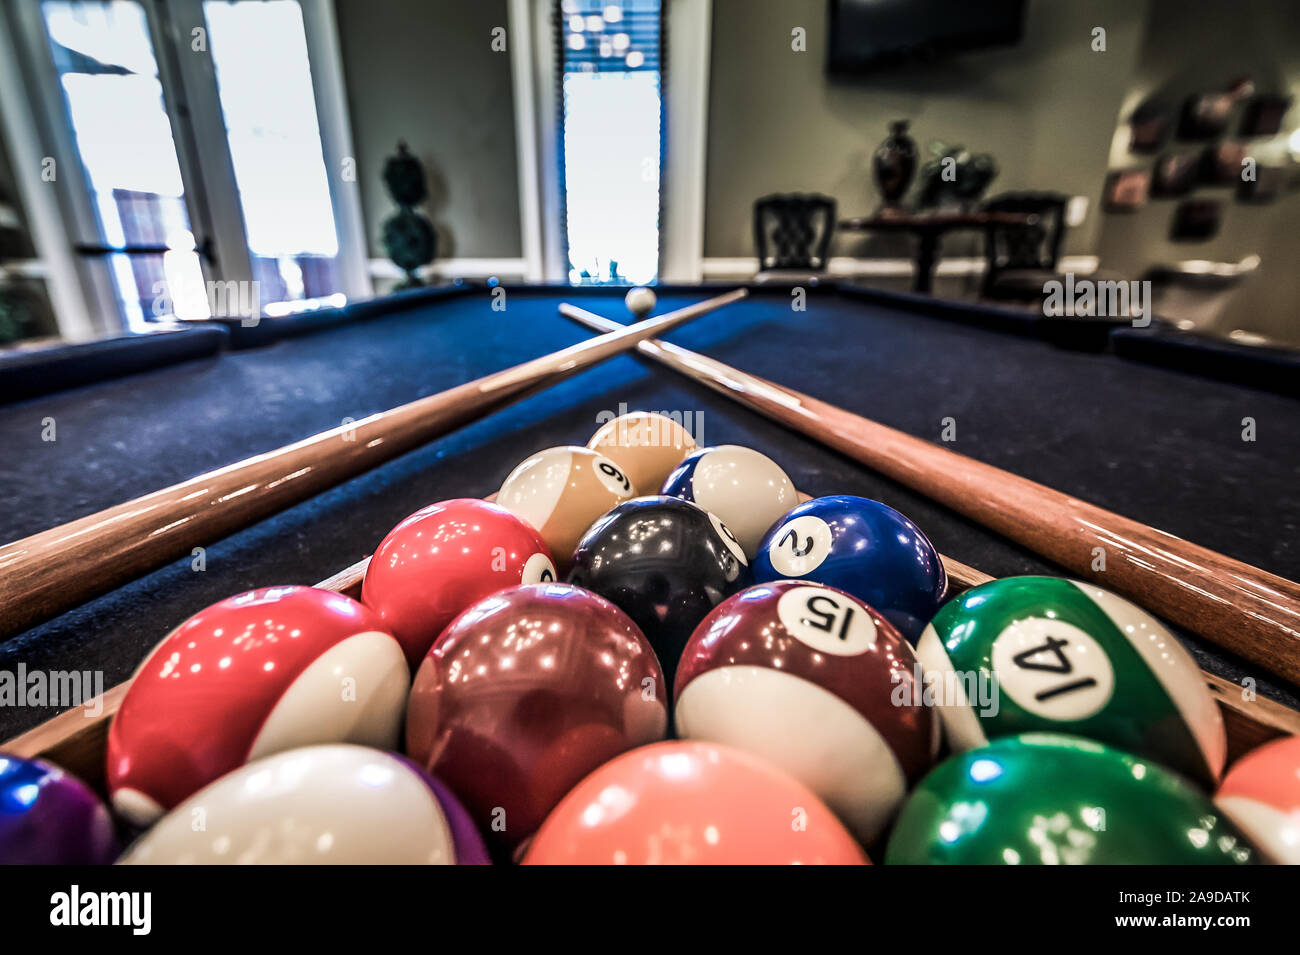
[568,496,752,684]
[107,586,410,825]
[587,410,697,495]
[916,575,1225,783]
[675,580,937,843]
[1216,735,1300,864]
[753,495,946,642]
[405,583,667,856]
[120,744,489,864]
[361,497,556,665]
[496,445,635,569]
[886,733,1258,865]
[661,445,798,558]
[524,740,868,864]
[0,755,118,865]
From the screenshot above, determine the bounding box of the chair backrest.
[753,194,837,272]
[982,192,1067,275]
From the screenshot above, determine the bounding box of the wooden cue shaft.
[558,302,1300,685]
[0,289,747,641]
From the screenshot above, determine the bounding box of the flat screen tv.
[827,0,1027,74]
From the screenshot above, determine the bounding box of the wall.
[1094,0,1300,342]
[333,0,522,263]
[702,0,1147,261]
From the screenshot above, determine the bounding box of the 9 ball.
[753,495,946,642]
[496,446,635,569]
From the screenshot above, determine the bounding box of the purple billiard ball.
[1,754,118,865]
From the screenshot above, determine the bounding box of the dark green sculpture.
[380,141,436,289]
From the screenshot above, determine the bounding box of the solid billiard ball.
[587,410,697,495]
[524,740,869,864]
[496,446,635,569]
[0,755,117,865]
[106,586,410,825]
[405,583,667,856]
[674,580,937,844]
[753,495,946,642]
[625,286,656,319]
[567,496,752,685]
[119,744,489,864]
[661,445,798,557]
[886,733,1259,864]
[1216,735,1300,864]
[361,498,555,666]
[915,576,1225,784]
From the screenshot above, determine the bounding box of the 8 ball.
[568,496,752,684]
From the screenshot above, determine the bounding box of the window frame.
[4,0,370,336]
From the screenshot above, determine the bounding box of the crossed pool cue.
[0,290,747,641]
[557,300,1300,691]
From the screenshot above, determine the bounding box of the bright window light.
[561,0,661,286]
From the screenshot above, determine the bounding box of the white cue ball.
[625,286,657,319]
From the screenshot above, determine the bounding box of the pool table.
[2,281,1298,744]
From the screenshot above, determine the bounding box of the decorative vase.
[872,120,917,208]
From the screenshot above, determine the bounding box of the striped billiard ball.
[916,576,1225,783]
[107,586,410,825]
[661,445,798,558]
[1216,735,1300,864]
[496,446,635,569]
[674,580,937,843]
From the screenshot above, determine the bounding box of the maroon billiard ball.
[404,583,668,855]
[361,498,556,666]
[674,580,938,844]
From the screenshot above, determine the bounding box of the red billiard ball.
[674,580,937,844]
[361,498,556,666]
[405,582,668,856]
[107,586,409,825]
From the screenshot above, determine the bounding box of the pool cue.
[558,301,1300,685]
[0,289,747,641]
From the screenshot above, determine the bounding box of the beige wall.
[702,0,1147,260]
[334,0,521,262]
[1095,0,1300,342]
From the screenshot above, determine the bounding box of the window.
[18,0,364,333]
[41,0,207,328]
[559,1,662,285]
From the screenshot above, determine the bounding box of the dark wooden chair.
[753,193,836,282]
[980,192,1067,301]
